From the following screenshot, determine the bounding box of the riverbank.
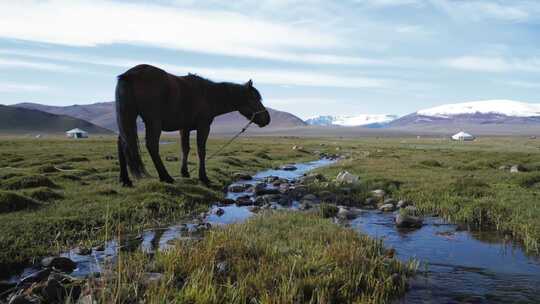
[2,135,540,302]
[0,137,332,274]
[82,212,417,303]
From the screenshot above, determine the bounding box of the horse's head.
[238,80,271,127]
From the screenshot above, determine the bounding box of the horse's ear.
[246,79,253,87]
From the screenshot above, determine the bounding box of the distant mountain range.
[305,114,398,127]
[5,99,540,136]
[13,102,306,133]
[0,105,113,134]
[304,100,540,135]
[387,100,540,134]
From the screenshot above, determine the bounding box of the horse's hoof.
[161,176,175,184]
[200,178,212,186]
[121,180,133,187]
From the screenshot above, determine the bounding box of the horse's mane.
[184,73,248,103]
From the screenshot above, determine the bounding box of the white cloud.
[132,62,389,89]
[0,49,389,89]
[503,80,540,88]
[0,0,371,65]
[442,56,540,72]
[0,57,73,72]
[430,0,537,23]
[0,82,49,93]
[360,0,421,8]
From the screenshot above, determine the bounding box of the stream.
[5,158,540,303]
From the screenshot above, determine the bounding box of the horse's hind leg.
[117,136,133,187]
[145,122,174,183]
[180,129,190,178]
[196,125,211,185]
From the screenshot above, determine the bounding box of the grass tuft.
[25,187,64,202]
[98,212,416,303]
[2,174,59,190]
[0,191,40,213]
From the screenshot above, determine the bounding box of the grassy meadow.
[96,212,416,303]
[1,134,540,302]
[0,136,324,273]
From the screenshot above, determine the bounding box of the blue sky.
[0,0,539,119]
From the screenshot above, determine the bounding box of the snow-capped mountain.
[305,114,398,127]
[388,100,540,134]
[417,100,540,118]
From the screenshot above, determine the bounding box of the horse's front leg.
[196,125,211,185]
[180,129,190,178]
[145,122,174,183]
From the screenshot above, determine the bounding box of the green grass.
[1,134,540,279]
[96,212,416,304]
[0,136,326,273]
[308,136,540,253]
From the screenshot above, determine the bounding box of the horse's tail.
[115,74,147,178]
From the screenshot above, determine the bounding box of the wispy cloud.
[0,49,391,89]
[0,82,49,93]
[442,56,540,72]
[0,0,370,66]
[430,0,538,23]
[503,80,540,88]
[360,0,421,8]
[0,57,73,72]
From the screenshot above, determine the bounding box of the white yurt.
[451,131,475,141]
[66,128,88,139]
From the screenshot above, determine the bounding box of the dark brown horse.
[115,64,270,187]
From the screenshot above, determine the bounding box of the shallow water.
[6,157,540,303]
[351,212,540,303]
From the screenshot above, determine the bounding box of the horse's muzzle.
[255,110,271,127]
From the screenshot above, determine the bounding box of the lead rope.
[188,110,267,174]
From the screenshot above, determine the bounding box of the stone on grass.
[372,189,386,198]
[383,198,397,206]
[337,207,359,220]
[336,171,359,184]
[41,257,76,273]
[228,183,248,193]
[510,164,525,173]
[396,200,409,209]
[281,165,297,171]
[165,156,178,162]
[379,204,395,212]
[395,214,423,229]
[235,195,252,206]
[233,172,252,181]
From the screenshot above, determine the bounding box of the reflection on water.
[351,211,540,303]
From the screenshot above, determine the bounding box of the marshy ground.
[1,135,539,303]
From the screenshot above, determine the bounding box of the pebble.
[395,214,423,229]
[379,203,395,212]
[281,165,297,171]
[41,257,77,273]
